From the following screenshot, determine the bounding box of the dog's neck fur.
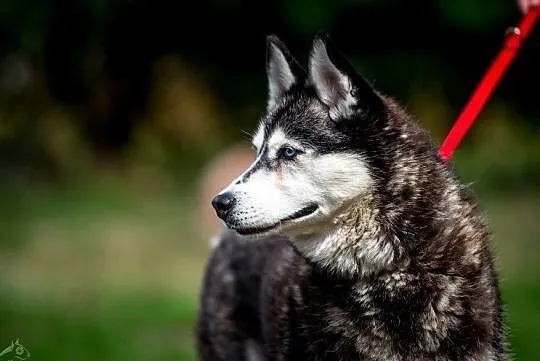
[290,151,486,280]
[291,195,407,278]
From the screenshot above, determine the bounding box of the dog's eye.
[278,146,299,160]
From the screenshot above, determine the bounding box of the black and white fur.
[196,33,509,361]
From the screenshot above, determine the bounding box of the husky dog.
[196,33,509,361]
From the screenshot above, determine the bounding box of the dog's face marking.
[218,114,374,238]
[252,123,265,152]
[212,34,387,243]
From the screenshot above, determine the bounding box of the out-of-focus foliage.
[0,0,537,183]
[436,0,509,30]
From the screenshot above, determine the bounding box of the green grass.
[0,288,198,361]
[504,281,540,361]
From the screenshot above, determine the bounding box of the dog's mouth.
[231,203,319,235]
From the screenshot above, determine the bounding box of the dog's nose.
[212,192,236,218]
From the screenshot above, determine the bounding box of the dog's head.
[212,33,433,240]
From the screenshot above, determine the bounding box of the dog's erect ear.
[266,35,305,111]
[309,32,381,122]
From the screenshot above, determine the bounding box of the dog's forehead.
[254,94,336,148]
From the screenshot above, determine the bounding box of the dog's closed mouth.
[233,203,318,235]
[281,203,319,222]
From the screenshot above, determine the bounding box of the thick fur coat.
[195,33,509,361]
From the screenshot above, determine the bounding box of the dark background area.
[0,1,539,360]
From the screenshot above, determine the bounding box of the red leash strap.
[439,6,539,161]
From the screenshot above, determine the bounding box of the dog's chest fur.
[197,228,505,361]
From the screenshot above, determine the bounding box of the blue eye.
[280,146,298,160]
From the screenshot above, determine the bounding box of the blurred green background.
[0,0,539,360]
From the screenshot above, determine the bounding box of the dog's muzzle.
[211,192,236,220]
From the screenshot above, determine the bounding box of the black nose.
[212,193,236,218]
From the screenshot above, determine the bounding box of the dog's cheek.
[316,154,373,199]
[281,166,313,199]
[282,169,325,209]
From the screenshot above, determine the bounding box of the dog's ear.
[308,32,382,122]
[266,35,305,111]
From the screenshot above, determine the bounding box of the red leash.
[439,6,539,161]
